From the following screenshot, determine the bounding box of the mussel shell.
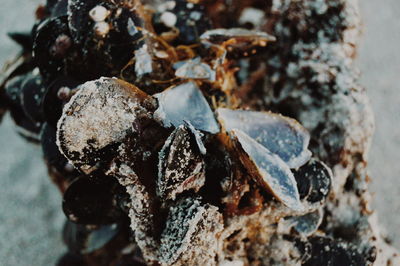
[62,174,126,225]
[56,252,86,266]
[293,159,332,203]
[304,237,366,266]
[8,31,33,52]
[20,73,46,123]
[41,76,80,127]
[68,0,145,72]
[153,0,211,45]
[33,16,73,82]
[40,122,77,175]
[4,75,42,140]
[63,220,121,254]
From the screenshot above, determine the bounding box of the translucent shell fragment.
[232,129,303,211]
[158,125,206,200]
[57,77,155,172]
[174,58,216,81]
[153,82,220,133]
[159,197,223,265]
[217,108,311,168]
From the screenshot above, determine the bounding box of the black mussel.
[4,75,42,141]
[56,252,86,266]
[20,73,46,124]
[62,174,126,224]
[63,220,121,255]
[304,236,366,266]
[8,32,33,52]
[33,16,74,82]
[68,0,145,73]
[50,0,69,17]
[40,123,77,178]
[153,0,211,45]
[41,76,80,127]
[293,159,332,203]
[4,75,26,107]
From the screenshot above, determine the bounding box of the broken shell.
[57,77,156,172]
[158,125,206,200]
[217,108,311,168]
[153,81,220,133]
[231,129,303,211]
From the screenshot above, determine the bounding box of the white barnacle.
[89,5,110,22]
[160,11,177,28]
[94,21,110,37]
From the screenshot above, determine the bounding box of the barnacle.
[1,0,398,265]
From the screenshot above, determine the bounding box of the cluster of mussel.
[0,0,367,265]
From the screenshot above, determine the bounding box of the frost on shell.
[57,77,155,172]
[232,129,303,211]
[159,197,223,265]
[217,108,311,168]
[158,125,206,200]
[153,82,220,133]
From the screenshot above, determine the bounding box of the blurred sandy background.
[0,0,399,265]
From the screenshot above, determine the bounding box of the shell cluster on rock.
[0,0,398,265]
